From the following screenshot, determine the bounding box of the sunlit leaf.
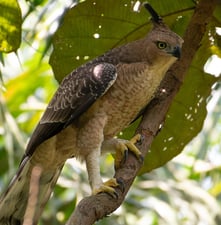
[0,0,22,52]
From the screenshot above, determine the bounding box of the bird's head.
[143,3,183,65]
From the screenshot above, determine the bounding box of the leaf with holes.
[50,0,195,82]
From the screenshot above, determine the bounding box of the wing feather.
[25,62,117,156]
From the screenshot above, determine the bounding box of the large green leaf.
[0,0,22,52]
[50,0,195,82]
[49,0,220,174]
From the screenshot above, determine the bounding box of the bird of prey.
[0,2,183,225]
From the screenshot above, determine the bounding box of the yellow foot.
[92,178,120,198]
[114,134,143,169]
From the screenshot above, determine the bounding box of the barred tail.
[0,156,62,225]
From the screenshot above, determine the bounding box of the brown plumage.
[0,3,183,225]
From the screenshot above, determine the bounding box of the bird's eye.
[156,41,167,49]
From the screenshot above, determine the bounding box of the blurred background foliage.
[0,0,221,224]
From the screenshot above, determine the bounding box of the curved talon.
[114,134,142,169]
[114,143,128,169]
[93,178,119,198]
[116,177,125,192]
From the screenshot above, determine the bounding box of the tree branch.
[66,1,218,224]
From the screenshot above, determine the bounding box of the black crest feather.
[144,2,163,25]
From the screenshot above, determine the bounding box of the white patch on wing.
[93,64,103,79]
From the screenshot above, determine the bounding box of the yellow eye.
[157,41,167,49]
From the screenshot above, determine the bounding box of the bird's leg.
[85,150,119,196]
[114,134,143,169]
[78,115,120,196]
[85,149,102,192]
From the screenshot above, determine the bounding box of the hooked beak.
[172,46,181,59]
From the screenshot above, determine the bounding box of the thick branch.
[66,1,218,224]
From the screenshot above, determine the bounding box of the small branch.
[66,1,218,224]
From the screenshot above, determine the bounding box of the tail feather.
[0,157,62,225]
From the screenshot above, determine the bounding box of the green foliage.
[0,0,22,52]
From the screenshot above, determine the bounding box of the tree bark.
[66,0,218,224]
